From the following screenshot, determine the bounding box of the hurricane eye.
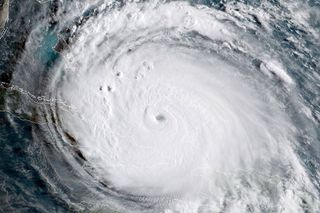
[155,114,166,122]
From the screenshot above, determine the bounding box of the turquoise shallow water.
[0,0,319,212]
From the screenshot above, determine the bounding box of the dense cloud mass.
[0,0,319,212]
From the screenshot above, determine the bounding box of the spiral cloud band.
[5,0,320,212]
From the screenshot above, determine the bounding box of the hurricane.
[0,0,319,212]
